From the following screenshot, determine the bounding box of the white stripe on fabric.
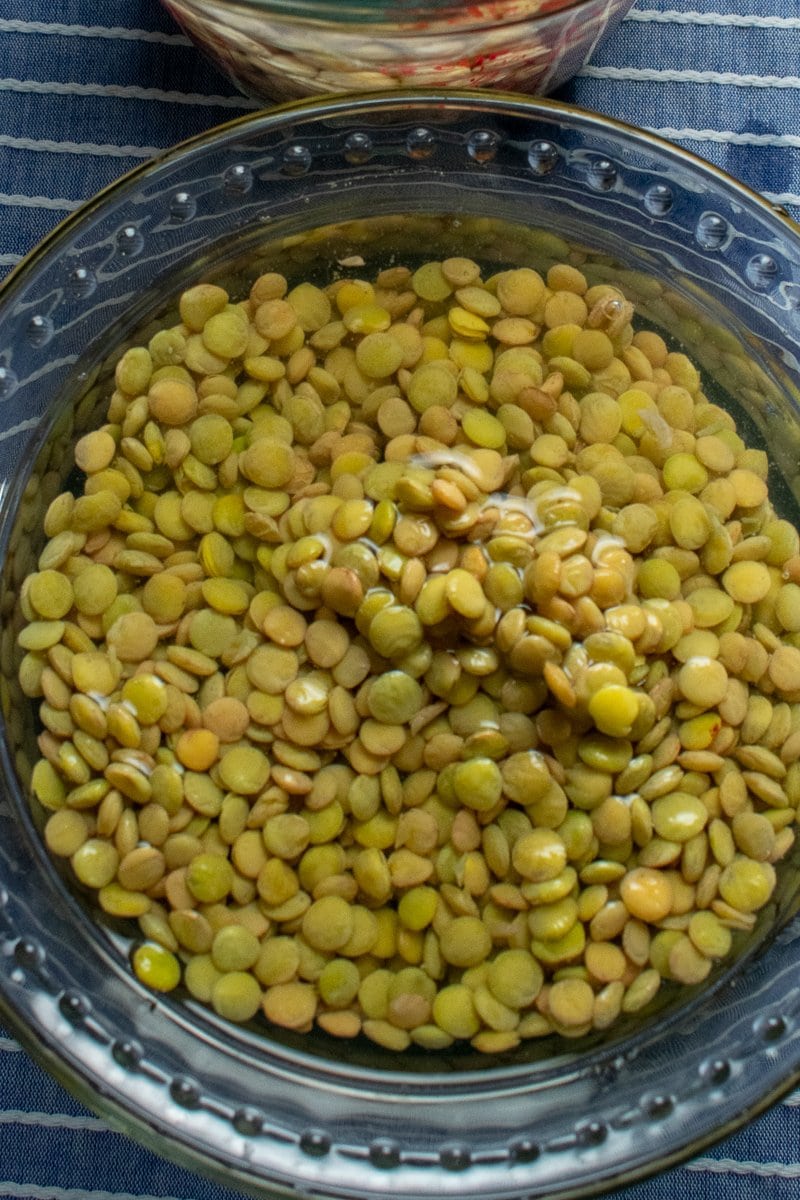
[0,254,23,267]
[627,9,800,28]
[0,133,163,158]
[0,419,40,443]
[0,192,81,211]
[0,1186,198,1200]
[0,1110,108,1131]
[580,66,800,88]
[687,1158,800,1179]
[0,18,191,44]
[0,1037,21,1051]
[763,191,800,206]
[0,78,260,108]
[651,127,800,148]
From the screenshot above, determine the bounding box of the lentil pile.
[16,255,800,1053]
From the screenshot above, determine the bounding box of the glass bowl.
[158,0,638,101]
[2,90,800,1200]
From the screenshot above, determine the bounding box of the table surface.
[2,1,800,1198]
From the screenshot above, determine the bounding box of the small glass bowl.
[2,91,800,1200]
[158,0,637,101]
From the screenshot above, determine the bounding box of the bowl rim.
[2,87,798,306]
[158,0,623,32]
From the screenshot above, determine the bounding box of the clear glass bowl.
[158,0,637,101]
[2,91,800,1200]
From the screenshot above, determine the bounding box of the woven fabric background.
[1,0,800,1196]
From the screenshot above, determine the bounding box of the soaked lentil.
[18,254,800,1054]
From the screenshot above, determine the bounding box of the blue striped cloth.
[1,1,800,1198]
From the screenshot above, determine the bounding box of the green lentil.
[211,924,261,972]
[132,942,181,992]
[211,971,263,1023]
[367,671,423,723]
[186,853,234,903]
